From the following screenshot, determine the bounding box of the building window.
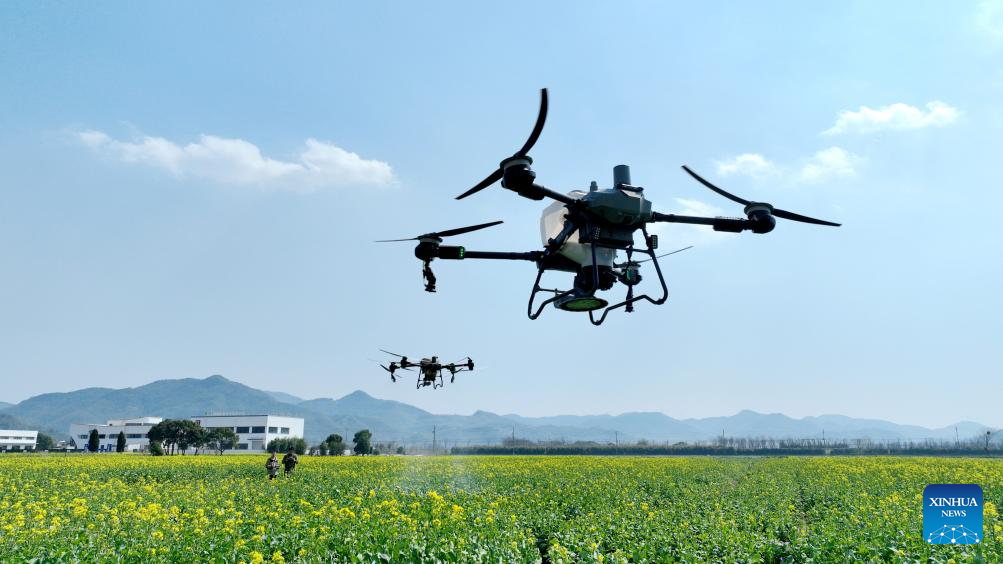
[236,427,249,434]
[268,427,278,433]
[281,427,290,435]
[236,443,248,450]
[127,434,143,439]
[98,434,106,439]
[251,426,265,434]
[79,435,88,439]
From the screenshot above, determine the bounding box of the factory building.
[69,417,163,452]
[0,430,38,451]
[191,414,305,452]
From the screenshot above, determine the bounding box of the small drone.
[379,89,840,325]
[377,349,474,389]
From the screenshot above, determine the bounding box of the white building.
[191,414,304,452]
[0,430,38,451]
[69,417,163,452]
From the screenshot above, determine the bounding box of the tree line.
[52,421,395,456]
[451,434,1003,456]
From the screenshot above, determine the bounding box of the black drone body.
[379,89,840,325]
[377,349,474,389]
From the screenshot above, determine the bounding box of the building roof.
[71,417,163,426]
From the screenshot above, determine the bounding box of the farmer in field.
[281,448,299,476]
[265,453,279,480]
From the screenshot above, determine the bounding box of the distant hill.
[0,413,30,430]
[4,375,339,443]
[0,412,60,438]
[262,390,304,405]
[2,375,990,445]
[0,401,11,410]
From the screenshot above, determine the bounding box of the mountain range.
[0,375,989,445]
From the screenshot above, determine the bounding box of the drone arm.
[518,183,578,206]
[649,212,761,234]
[460,250,544,262]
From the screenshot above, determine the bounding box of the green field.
[0,455,999,562]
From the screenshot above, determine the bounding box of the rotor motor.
[744,204,777,234]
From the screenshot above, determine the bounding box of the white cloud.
[75,130,394,190]
[798,147,862,183]
[977,0,1003,40]
[673,197,725,218]
[822,101,960,135]
[715,153,778,178]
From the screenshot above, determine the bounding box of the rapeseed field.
[0,455,999,562]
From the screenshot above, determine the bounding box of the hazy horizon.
[3,371,990,427]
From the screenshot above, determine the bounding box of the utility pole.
[956,426,960,449]
[432,425,437,454]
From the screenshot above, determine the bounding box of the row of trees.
[147,419,238,455]
[266,437,307,454]
[451,433,1003,456]
[85,429,125,453]
[311,430,380,455]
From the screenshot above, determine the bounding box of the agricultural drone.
[379,89,840,325]
[377,350,475,390]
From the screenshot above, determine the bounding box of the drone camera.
[618,268,641,286]
[574,266,616,292]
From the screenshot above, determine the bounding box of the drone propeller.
[374,220,504,243]
[379,349,407,358]
[681,166,840,227]
[456,89,549,200]
[377,364,398,383]
[615,245,693,268]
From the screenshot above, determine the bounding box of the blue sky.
[2,2,1002,428]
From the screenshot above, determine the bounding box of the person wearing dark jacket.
[281,449,299,476]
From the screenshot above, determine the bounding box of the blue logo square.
[923,484,983,545]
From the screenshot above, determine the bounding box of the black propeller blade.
[379,349,407,358]
[680,165,841,227]
[375,220,503,243]
[456,89,548,200]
